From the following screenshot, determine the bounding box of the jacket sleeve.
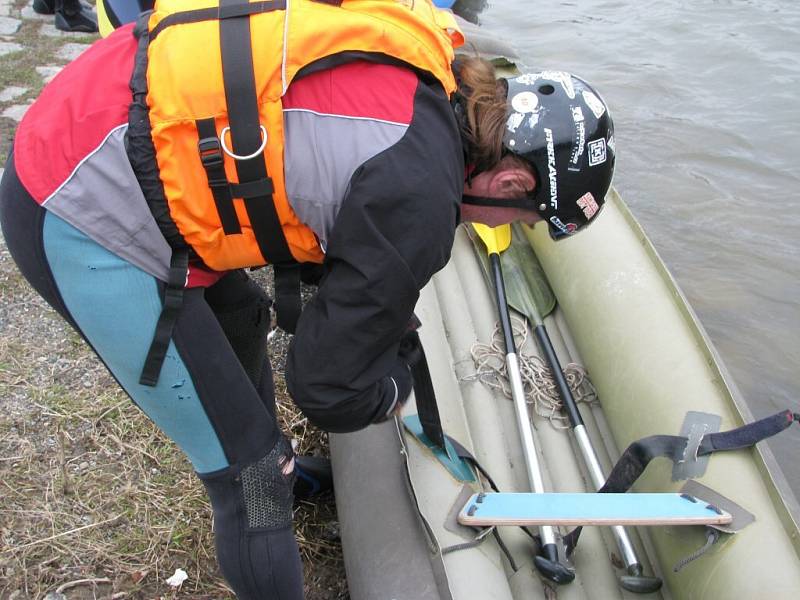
[285,79,463,433]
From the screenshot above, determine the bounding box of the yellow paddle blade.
[472,223,512,255]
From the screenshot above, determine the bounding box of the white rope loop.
[466,316,597,429]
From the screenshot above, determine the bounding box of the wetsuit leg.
[0,152,303,600]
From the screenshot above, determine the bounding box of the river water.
[456,0,800,493]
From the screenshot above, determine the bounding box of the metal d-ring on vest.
[220,125,268,161]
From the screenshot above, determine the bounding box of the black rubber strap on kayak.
[562,409,800,555]
[140,249,189,386]
[410,335,447,450]
[218,0,301,333]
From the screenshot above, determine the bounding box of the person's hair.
[454,55,509,170]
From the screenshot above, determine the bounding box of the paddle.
[472,223,575,585]
[503,223,662,594]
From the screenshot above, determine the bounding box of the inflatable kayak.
[329,19,800,600]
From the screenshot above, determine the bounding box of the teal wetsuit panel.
[42,211,228,473]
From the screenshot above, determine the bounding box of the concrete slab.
[36,65,62,84]
[2,103,31,122]
[55,42,90,61]
[0,86,28,102]
[0,0,12,18]
[0,16,21,35]
[0,41,21,56]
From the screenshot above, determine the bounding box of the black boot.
[54,0,98,33]
[294,455,333,499]
[34,0,93,16]
[32,0,55,14]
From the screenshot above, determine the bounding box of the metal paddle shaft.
[479,236,573,585]
[513,222,660,593]
[531,325,661,592]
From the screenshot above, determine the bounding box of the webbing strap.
[408,330,447,450]
[273,265,302,332]
[219,0,302,332]
[150,1,287,40]
[140,249,189,387]
[196,117,241,234]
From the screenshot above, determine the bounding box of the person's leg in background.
[0,153,303,599]
[32,0,99,33]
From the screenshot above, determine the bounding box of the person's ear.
[488,166,536,198]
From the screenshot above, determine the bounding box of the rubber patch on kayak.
[680,480,755,534]
[672,411,722,482]
[403,415,476,483]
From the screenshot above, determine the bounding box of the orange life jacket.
[144,0,463,272]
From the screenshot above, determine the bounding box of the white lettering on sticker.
[570,122,586,166]
[545,128,558,209]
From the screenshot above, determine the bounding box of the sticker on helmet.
[588,138,607,166]
[511,92,539,114]
[607,135,616,154]
[544,128,558,209]
[506,112,524,133]
[540,71,576,99]
[550,216,577,236]
[577,192,599,219]
[571,106,585,123]
[514,73,541,85]
[570,121,586,166]
[582,91,606,118]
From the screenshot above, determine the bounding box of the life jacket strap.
[150,0,288,40]
[273,264,302,333]
[197,118,242,235]
[140,248,189,387]
[218,0,301,332]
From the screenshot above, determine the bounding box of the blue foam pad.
[458,492,732,527]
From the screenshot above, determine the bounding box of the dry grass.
[0,237,348,599]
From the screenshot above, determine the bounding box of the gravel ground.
[0,2,349,597]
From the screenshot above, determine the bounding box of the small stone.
[0,86,28,102]
[0,41,22,57]
[56,43,90,62]
[36,65,62,84]
[0,16,21,35]
[79,461,89,470]
[1,103,31,122]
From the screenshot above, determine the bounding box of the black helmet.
[462,71,615,240]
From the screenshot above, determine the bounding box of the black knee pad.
[200,438,302,599]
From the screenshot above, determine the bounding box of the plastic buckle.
[198,136,224,168]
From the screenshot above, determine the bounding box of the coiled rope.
[464,316,597,429]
